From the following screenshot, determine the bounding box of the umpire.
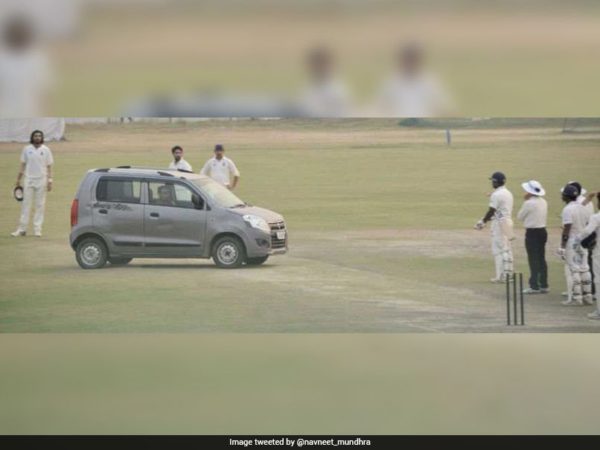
[517,180,549,294]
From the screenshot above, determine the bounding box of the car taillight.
[70,199,79,227]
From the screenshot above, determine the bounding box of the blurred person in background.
[200,144,240,190]
[559,184,593,306]
[374,42,453,117]
[11,130,53,238]
[168,145,192,171]
[301,46,351,117]
[474,172,514,283]
[517,180,549,295]
[0,15,52,117]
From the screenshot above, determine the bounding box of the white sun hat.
[521,180,546,196]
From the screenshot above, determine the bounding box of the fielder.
[559,184,593,306]
[168,145,192,171]
[475,172,515,283]
[200,144,240,190]
[575,192,600,319]
[11,130,54,238]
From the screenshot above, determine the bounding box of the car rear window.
[96,179,141,204]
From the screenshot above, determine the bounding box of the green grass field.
[1,119,599,332]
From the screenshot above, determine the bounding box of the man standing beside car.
[200,144,240,190]
[168,145,192,171]
[11,130,53,237]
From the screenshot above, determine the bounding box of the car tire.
[212,236,246,268]
[246,256,269,266]
[76,237,108,269]
[109,257,133,266]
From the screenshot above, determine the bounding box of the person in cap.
[11,130,54,237]
[559,184,593,306]
[575,192,600,318]
[474,171,515,283]
[200,144,240,190]
[168,145,192,172]
[517,180,549,294]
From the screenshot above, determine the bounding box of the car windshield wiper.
[229,203,247,208]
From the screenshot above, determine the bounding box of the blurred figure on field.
[11,130,54,238]
[301,46,351,117]
[168,145,192,171]
[558,184,593,306]
[0,16,52,117]
[200,144,240,190]
[375,42,453,117]
[517,180,549,294]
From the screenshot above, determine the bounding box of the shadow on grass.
[44,262,274,272]
[120,263,273,270]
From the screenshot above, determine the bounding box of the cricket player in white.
[474,172,514,283]
[200,144,240,190]
[168,145,192,171]
[11,130,54,237]
[567,181,597,299]
[575,192,600,319]
[559,184,593,306]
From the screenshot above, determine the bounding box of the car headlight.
[243,214,271,234]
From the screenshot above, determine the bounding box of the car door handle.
[98,209,108,214]
[150,212,160,218]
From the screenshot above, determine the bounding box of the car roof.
[88,167,206,181]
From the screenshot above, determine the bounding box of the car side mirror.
[192,194,204,210]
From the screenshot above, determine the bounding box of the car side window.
[96,179,141,204]
[148,181,202,209]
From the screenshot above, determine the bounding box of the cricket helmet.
[490,171,506,186]
[561,184,579,201]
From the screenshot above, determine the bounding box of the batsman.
[474,171,515,283]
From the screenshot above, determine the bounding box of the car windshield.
[192,177,245,208]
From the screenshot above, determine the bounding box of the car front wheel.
[76,237,108,269]
[212,236,246,268]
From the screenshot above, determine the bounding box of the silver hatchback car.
[69,167,288,269]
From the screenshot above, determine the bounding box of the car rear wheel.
[212,236,245,268]
[109,257,133,266]
[76,237,108,269]
[246,256,269,266]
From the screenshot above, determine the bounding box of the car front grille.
[269,221,287,249]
